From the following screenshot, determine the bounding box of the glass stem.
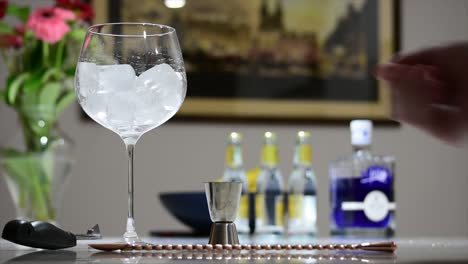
[123,140,139,242]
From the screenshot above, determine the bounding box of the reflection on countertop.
[4,250,396,263]
[1,237,468,263]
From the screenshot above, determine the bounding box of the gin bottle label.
[331,165,395,228]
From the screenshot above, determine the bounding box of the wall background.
[1,0,468,238]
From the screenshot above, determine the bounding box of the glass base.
[123,232,143,245]
[124,217,144,245]
[124,238,147,245]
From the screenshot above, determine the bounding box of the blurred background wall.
[1,0,468,237]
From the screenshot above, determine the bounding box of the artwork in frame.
[93,0,399,121]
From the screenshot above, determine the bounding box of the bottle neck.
[261,143,278,168]
[293,143,312,167]
[226,143,243,168]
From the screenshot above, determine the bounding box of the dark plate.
[158,192,211,235]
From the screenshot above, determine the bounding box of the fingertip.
[375,63,405,80]
[389,53,402,62]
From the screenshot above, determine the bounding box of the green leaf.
[6,4,31,23]
[64,67,76,77]
[21,91,37,107]
[40,151,54,188]
[55,91,76,116]
[0,148,23,158]
[39,82,62,106]
[6,72,30,105]
[0,21,13,34]
[2,157,32,190]
[40,68,62,83]
[23,70,45,93]
[6,74,16,87]
[2,75,17,103]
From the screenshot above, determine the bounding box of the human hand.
[376,43,468,145]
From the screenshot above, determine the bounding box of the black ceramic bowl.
[159,192,211,234]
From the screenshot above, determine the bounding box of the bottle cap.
[228,132,242,144]
[263,131,277,144]
[297,131,311,144]
[350,119,372,146]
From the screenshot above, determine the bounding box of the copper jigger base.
[208,222,239,245]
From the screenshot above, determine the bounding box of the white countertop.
[1,236,468,263]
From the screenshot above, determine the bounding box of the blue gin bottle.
[329,120,395,237]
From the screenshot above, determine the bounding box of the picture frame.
[93,0,400,122]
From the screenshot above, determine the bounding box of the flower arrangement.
[0,0,93,221]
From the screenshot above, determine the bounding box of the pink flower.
[56,0,94,22]
[26,7,76,44]
[52,7,76,20]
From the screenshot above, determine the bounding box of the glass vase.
[1,127,74,223]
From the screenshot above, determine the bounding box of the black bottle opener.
[1,219,101,250]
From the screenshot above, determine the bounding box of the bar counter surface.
[1,236,468,263]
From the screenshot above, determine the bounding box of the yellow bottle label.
[247,167,261,193]
[261,145,278,166]
[225,145,234,166]
[275,195,284,226]
[239,195,249,219]
[288,194,303,219]
[298,145,312,165]
[255,194,265,220]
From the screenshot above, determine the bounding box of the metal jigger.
[205,182,242,245]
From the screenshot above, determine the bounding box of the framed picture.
[93,0,399,121]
